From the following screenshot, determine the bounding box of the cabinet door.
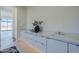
[20,32,26,39]
[34,41,46,53]
[36,36,46,45]
[34,36,46,52]
[25,34,36,46]
[69,44,79,53]
[47,39,67,53]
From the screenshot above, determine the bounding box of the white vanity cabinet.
[20,32,47,52]
[34,36,47,52]
[47,39,67,53]
[20,32,35,46]
[20,32,79,53]
[27,34,47,52]
[69,44,79,53]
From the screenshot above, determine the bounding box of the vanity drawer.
[35,36,46,45]
[34,41,46,53]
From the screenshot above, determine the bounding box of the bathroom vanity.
[16,31,79,53]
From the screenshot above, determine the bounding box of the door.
[47,39,67,53]
[0,7,15,50]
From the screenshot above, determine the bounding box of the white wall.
[17,6,27,31]
[26,6,79,34]
[16,6,27,37]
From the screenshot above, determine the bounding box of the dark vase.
[34,25,40,33]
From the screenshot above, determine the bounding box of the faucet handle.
[56,32,65,35]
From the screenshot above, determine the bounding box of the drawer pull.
[41,42,44,45]
[30,39,32,40]
[35,40,37,42]
[76,45,79,46]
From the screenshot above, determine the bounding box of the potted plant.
[32,20,43,33]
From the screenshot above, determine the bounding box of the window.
[8,22,12,30]
[1,18,13,31]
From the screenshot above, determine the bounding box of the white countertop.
[20,31,79,46]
